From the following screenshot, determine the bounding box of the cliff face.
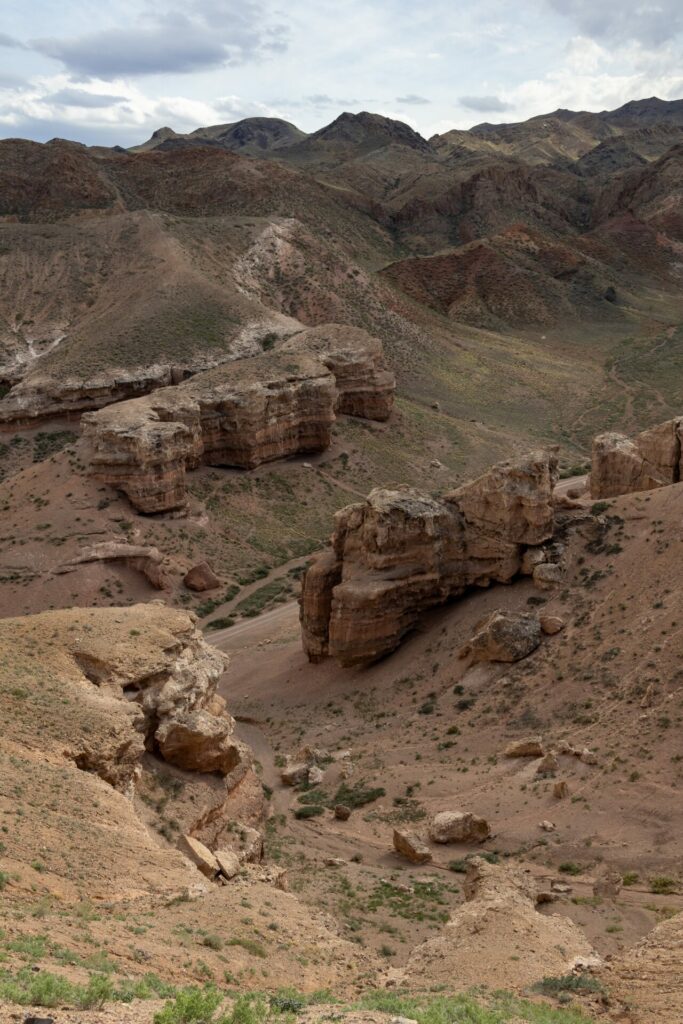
[82,324,395,514]
[300,449,558,666]
[590,417,683,498]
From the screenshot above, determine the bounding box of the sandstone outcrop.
[300,450,558,666]
[404,856,597,991]
[281,323,395,420]
[428,811,491,843]
[54,541,167,588]
[464,610,542,663]
[82,325,395,514]
[504,736,544,758]
[590,417,683,498]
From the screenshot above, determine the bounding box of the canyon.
[2,95,683,1024]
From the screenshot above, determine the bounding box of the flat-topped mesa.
[82,324,395,514]
[300,449,558,666]
[281,323,395,421]
[590,417,683,499]
[82,353,336,513]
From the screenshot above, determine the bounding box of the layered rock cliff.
[590,417,682,498]
[82,324,395,513]
[300,449,558,666]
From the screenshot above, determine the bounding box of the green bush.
[154,984,224,1024]
[532,974,603,996]
[650,876,677,895]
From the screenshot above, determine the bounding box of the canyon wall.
[300,449,559,666]
[590,417,683,498]
[82,324,395,514]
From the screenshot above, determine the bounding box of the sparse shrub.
[650,876,677,895]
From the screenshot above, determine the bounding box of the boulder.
[467,610,542,664]
[184,561,220,591]
[553,780,570,799]
[177,834,219,879]
[215,849,241,879]
[533,563,563,589]
[536,752,560,777]
[393,828,432,864]
[155,709,246,775]
[301,450,558,666]
[504,736,544,758]
[428,811,491,844]
[334,804,351,821]
[281,761,309,786]
[540,613,565,635]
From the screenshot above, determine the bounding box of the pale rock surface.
[404,856,596,991]
[540,613,565,635]
[393,828,432,864]
[504,736,544,757]
[177,834,219,878]
[215,849,241,879]
[428,811,491,843]
[55,542,167,588]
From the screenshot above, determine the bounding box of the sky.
[1,0,683,147]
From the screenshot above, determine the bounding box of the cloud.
[47,87,128,108]
[0,33,26,49]
[459,94,512,113]
[396,93,430,105]
[304,94,358,106]
[548,0,683,46]
[33,1,289,79]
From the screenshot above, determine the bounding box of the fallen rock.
[334,804,351,821]
[504,736,544,758]
[428,811,491,844]
[393,828,432,864]
[300,450,558,666]
[539,820,556,832]
[553,780,570,799]
[280,761,309,786]
[324,857,345,867]
[580,748,599,765]
[536,752,560,777]
[215,849,241,879]
[177,834,219,879]
[540,613,565,635]
[533,562,563,589]
[467,610,542,663]
[184,561,220,591]
[308,764,324,785]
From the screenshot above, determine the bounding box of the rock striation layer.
[82,324,395,514]
[590,417,683,498]
[300,449,558,666]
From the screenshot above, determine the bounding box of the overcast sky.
[2,0,683,146]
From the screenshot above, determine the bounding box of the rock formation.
[184,561,221,591]
[393,828,432,863]
[590,417,683,498]
[54,541,167,588]
[404,856,597,991]
[281,324,395,420]
[82,324,395,514]
[300,449,558,666]
[428,811,491,843]
[463,609,542,663]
